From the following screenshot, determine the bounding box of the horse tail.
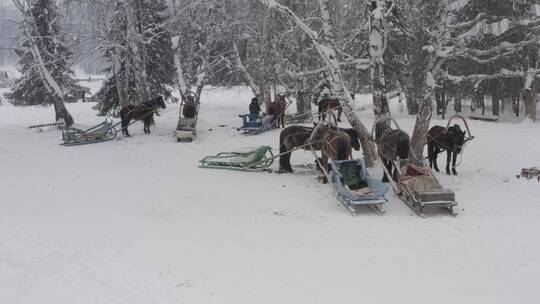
[279,133,293,172]
[398,132,410,160]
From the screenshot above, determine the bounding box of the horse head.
[155,95,166,109]
[342,128,361,151]
[374,120,390,141]
[450,124,466,153]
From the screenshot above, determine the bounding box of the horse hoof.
[434,168,440,172]
[452,170,458,175]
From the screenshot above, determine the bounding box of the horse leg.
[432,148,440,172]
[337,108,342,122]
[452,151,458,175]
[279,142,294,173]
[382,159,392,183]
[446,150,452,175]
[321,154,329,184]
[145,118,151,133]
[392,160,399,183]
[123,118,131,137]
[428,142,434,169]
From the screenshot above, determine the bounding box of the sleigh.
[331,159,389,215]
[199,146,275,172]
[61,119,118,146]
[392,159,458,217]
[285,112,313,124]
[175,91,200,142]
[237,114,276,135]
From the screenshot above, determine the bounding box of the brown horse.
[319,98,342,122]
[278,124,360,175]
[120,96,166,137]
[374,120,410,182]
[182,95,197,118]
[267,95,287,128]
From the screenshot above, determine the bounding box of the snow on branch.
[233,42,260,97]
[456,17,540,42]
[451,38,539,64]
[450,13,486,30]
[443,69,540,84]
[449,0,471,12]
[259,0,319,40]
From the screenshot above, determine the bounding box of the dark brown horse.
[120,96,166,137]
[182,95,197,118]
[267,95,287,128]
[374,120,410,182]
[319,98,342,122]
[278,124,360,175]
[427,124,466,175]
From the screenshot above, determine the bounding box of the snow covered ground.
[1,86,539,303]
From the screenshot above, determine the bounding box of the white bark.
[369,1,389,119]
[126,0,149,103]
[410,0,452,159]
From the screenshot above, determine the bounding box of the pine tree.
[10,0,83,106]
[95,0,175,115]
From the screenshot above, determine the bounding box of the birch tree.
[409,0,452,159]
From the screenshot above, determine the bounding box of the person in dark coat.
[249,97,261,116]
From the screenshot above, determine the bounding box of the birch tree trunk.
[410,1,450,159]
[369,1,389,119]
[12,0,74,127]
[526,75,538,122]
[112,52,128,108]
[126,0,148,103]
[525,50,539,122]
[258,0,377,166]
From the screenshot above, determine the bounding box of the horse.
[267,95,287,128]
[278,124,360,176]
[374,120,410,182]
[427,124,466,175]
[318,98,342,122]
[120,96,166,137]
[182,95,197,118]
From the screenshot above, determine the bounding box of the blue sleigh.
[237,114,276,135]
[331,159,390,215]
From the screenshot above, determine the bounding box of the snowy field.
[1,86,540,303]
